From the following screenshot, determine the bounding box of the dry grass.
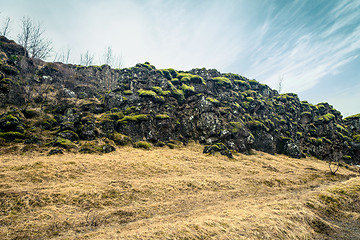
[1,143,360,239]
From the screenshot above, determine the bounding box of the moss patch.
[109,133,132,146]
[206,97,220,104]
[155,114,170,119]
[177,73,205,85]
[117,114,149,124]
[0,132,26,141]
[138,89,157,97]
[133,141,152,150]
[246,120,268,131]
[345,113,360,120]
[211,77,232,87]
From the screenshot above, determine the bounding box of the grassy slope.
[0,143,360,239]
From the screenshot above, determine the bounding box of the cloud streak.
[242,0,360,93]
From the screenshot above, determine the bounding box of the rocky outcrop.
[0,36,359,163]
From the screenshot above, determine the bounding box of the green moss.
[155,114,170,119]
[206,97,220,104]
[265,119,275,129]
[280,136,294,142]
[229,121,244,133]
[211,77,232,87]
[352,134,360,143]
[151,86,171,96]
[246,97,254,102]
[124,106,137,115]
[177,73,205,85]
[135,62,155,71]
[301,112,312,117]
[317,113,335,122]
[123,90,133,95]
[138,89,157,97]
[172,89,185,101]
[100,112,125,121]
[133,141,152,150]
[322,137,332,144]
[117,114,149,124]
[336,124,347,133]
[110,133,131,146]
[246,120,268,131]
[181,84,195,95]
[171,78,179,85]
[155,96,165,102]
[53,137,76,149]
[307,137,323,145]
[345,113,360,120]
[233,102,240,108]
[234,80,250,89]
[0,132,26,141]
[248,79,258,86]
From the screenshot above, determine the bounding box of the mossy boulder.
[138,89,157,98]
[210,77,232,88]
[203,143,233,158]
[49,137,77,150]
[0,132,26,142]
[117,114,149,125]
[58,130,79,141]
[109,133,131,146]
[177,73,205,85]
[133,141,152,150]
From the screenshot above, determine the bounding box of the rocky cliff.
[0,36,359,163]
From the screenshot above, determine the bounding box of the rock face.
[0,36,359,163]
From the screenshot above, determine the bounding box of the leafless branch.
[0,16,11,37]
[17,16,52,59]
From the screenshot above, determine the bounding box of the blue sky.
[0,0,359,116]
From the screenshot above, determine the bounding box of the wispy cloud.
[242,0,360,93]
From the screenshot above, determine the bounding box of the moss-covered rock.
[181,84,196,96]
[109,133,131,146]
[58,130,79,141]
[177,73,205,85]
[49,137,77,149]
[210,77,232,87]
[133,141,152,150]
[0,131,26,141]
[155,114,170,119]
[138,89,157,98]
[117,114,149,125]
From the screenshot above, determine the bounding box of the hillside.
[0,36,359,163]
[1,35,360,239]
[1,143,360,239]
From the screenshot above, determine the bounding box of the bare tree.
[53,48,71,64]
[17,16,52,59]
[102,46,123,68]
[113,55,124,69]
[0,16,11,37]
[277,75,284,94]
[80,50,94,66]
[328,150,342,175]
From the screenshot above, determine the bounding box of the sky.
[0,0,359,116]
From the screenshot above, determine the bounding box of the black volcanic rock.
[0,36,359,163]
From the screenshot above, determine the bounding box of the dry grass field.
[1,143,360,239]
